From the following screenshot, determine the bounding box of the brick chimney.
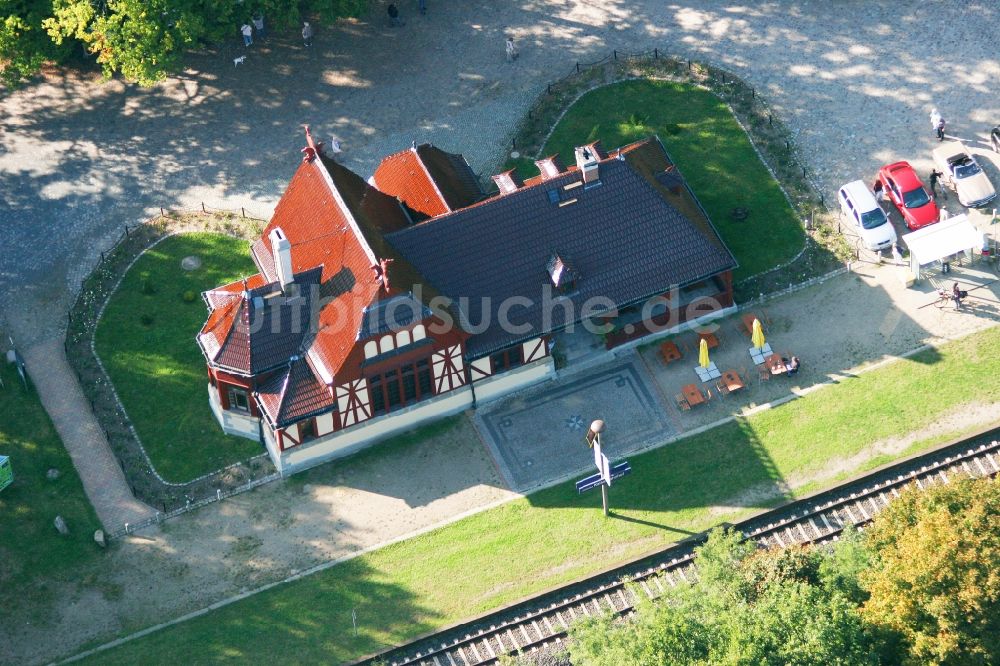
[268,227,294,292]
[574,145,600,185]
[534,155,563,181]
[492,169,523,194]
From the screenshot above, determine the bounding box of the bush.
[182,290,197,303]
[139,314,154,327]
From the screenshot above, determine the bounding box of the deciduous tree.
[861,476,1000,665]
[1,0,368,86]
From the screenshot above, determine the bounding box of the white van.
[837,180,897,251]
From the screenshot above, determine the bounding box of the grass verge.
[94,233,261,483]
[533,79,805,281]
[83,325,1000,664]
[0,363,101,624]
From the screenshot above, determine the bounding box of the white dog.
[233,55,247,67]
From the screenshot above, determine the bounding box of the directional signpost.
[575,420,631,516]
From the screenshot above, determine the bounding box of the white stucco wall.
[207,384,260,440]
[472,356,556,404]
[274,384,474,475]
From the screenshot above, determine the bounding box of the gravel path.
[2,0,998,329]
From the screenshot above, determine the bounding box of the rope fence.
[64,206,277,523]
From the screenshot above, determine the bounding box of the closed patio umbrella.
[751,318,766,350]
[699,338,710,368]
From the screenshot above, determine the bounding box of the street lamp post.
[576,419,631,517]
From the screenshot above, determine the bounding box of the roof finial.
[301,125,324,163]
[370,257,395,294]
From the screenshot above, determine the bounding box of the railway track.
[355,436,1000,666]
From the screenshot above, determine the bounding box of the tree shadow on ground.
[72,553,441,665]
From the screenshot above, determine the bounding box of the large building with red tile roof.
[199,129,736,474]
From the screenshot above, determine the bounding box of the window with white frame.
[227,386,250,412]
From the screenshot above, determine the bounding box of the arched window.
[413,324,426,341]
[396,329,411,347]
[380,334,394,353]
[364,341,378,359]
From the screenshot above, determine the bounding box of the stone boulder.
[46,468,60,481]
[94,530,106,548]
[54,515,69,535]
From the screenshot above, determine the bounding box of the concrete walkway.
[21,340,155,530]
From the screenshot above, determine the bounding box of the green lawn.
[532,79,804,280]
[85,326,1000,664]
[0,363,102,624]
[94,233,262,483]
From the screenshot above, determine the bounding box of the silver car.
[932,142,996,208]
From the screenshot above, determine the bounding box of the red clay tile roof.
[204,274,267,308]
[372,144,483,219]
[256,358,335,427]
[234,152,446,395]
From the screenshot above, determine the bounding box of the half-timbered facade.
[199,130,736,474]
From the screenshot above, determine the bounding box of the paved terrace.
[476,253,1000,492]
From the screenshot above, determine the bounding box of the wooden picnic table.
[718,370,745,395]
[660,340,682,364]
[681,383,706,407]
[765,353,787,375]
[741,313,758,336]
[697,331,719,349]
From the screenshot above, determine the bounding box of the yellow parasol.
[699,338,710,368]
[751,318,766,350]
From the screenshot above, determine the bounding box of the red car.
[878,161,939,230]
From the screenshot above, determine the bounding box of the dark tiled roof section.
[617,138,735,261]
[200,270,322,375]
[256,358,335,427]
[359,292,433,339]
[388,139,737,357]
[417,145,484,209]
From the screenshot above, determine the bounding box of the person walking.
[505,36,518,62]
[930,108,946,141]
[252,14,266,41]
[387,3,403,26]
[241,22,253,47]
[302,21,313,47]
[929,168,946,199]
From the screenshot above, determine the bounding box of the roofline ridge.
[650,135,739,268]
[414,146,452,213]
[275,361,295,423]
[311,158,378,266]
[240,296,253,369]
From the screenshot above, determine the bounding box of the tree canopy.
[0,0,368,86]
[860,476,1000,665]
[569,529,879,666]
[566,475,1000,666]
